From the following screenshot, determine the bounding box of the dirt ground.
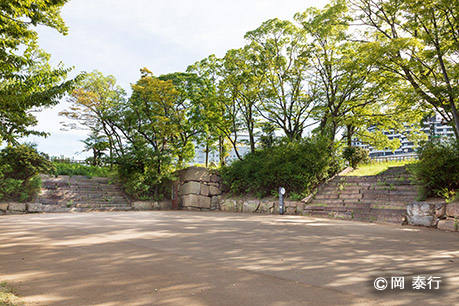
[0,211,458,305]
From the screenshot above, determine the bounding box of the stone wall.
[437,202,459,232]
[177,167,222,211]
[0,202,71,214]
[131,201,171,211]
[220,197,303,215]
[405,200,459,232]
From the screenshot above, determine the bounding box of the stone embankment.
[2,166,458,233]
[1,175,132,214]
[305,166,416,224]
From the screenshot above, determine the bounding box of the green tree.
[118,68,188,197]
[0,0,77,144]
[219,46,264,153]
[245,18,318,142]
[351,0,459,141]
[60,70,127,164]
[158,72,214,166]
[187,55,242,164]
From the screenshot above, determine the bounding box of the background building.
[353,114,455,159]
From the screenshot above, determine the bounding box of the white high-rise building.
[353,114,455,159]
[190,134,253,165]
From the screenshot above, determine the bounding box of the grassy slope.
[343,160,416,176]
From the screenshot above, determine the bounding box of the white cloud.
[31,0,330,158]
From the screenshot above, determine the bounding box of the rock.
[437,218,458,232]
[41,205,69,213]
[435,203,446,218]
[407,202,435,216]
[270,203,280,214]
[242,200,260,213]
[258,201,273,213]
[0,203,8,212]
[160,201,171,210]
[27,203,43,213]
[296,202,305,215]
[180,167,211,183]
[210,174,221,183]
[200,184,210,196]
[285,206,297,215]
[8,203,27,212]
[179,181,201,196]
[220,199,238,212]
[209,185,221,196]
[181,194,211,209]
[406,215,437,227]
[446,203,459,218]
[211,196,221,210]
[132,201,153,210]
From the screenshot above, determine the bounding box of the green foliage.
[343,146,369,169]
[0,0,79,145]
[53,163,113,177]
[0,145,54,202]
[220,137,342,197]
[409,139,459,197]
[352,0,459,140]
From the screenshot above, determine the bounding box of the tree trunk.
[205,142,209,167]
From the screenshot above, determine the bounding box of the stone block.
[42,205,69,212]
[270,203,280,214]
[27,203,43,213]
[258,201,273,213]
[220,199,238,212]
[8,203,27,212]
[437,218,458,232]
[406,215,437,227]
[285,206,297,215]
[211,196,221,210]
[200,184,210,196]
[210,174,221,183]
[0,203,8,211]
[160,201,171,210]
[446,203,459,218]
[181,194,211,209]
[179,181,201,196]
[407,202,435,216]
[435,203,446,218]
[340,193,362,200]
[209,185,221,196]
[132,201,153,210]
[180,167,211,183]
[243,200,260,213]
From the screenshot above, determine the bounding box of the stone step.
[309,199,345,206]
[361,194,416,202]
[79,207,132,212]
[358,198,412,205]
[75,203,131,208]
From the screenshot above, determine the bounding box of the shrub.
[115,149,174,200]
[0,145,55,202]
[343,146,369,169]
[409,139,459,197]
[220,137,343,198]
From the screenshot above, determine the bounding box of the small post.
[279,187,286,215]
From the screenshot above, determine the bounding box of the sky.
[29,0,330,159]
